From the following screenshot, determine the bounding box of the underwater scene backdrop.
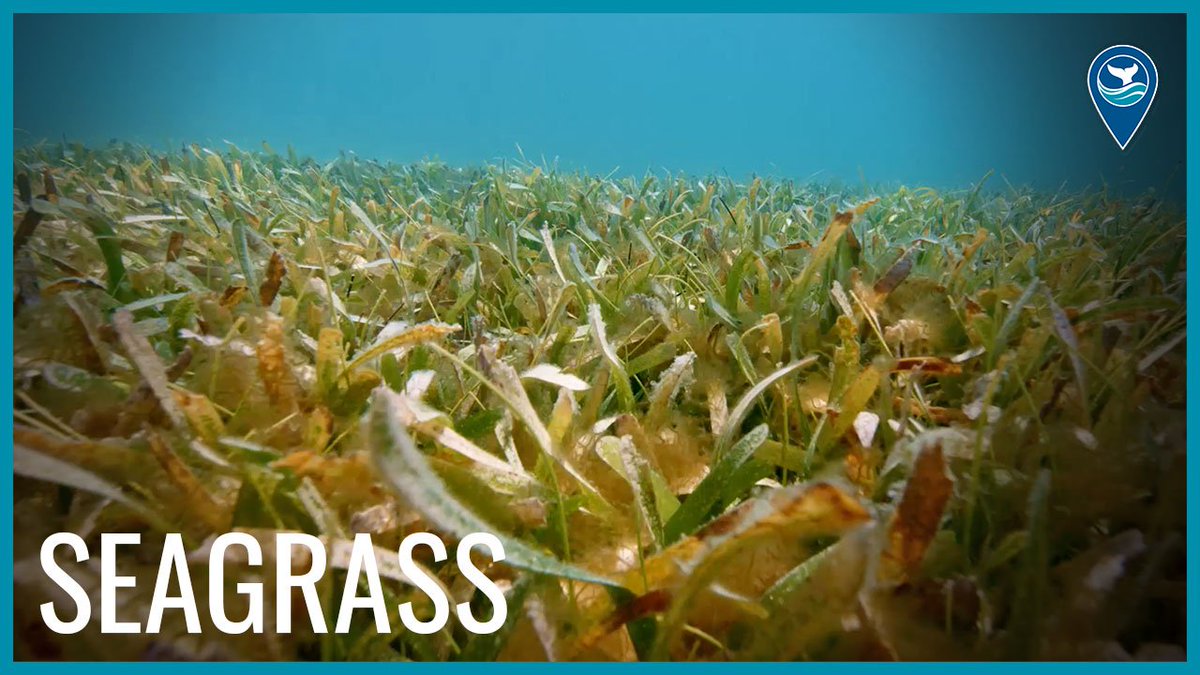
[14,13,1187,201]
[10,12,1189,662]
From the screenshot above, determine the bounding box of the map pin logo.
[1088,45,1158,150]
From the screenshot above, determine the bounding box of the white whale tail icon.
[1107,63,1139,86]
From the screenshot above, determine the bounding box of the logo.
[1087,45,1158,150]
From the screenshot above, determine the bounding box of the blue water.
[1098,81,1149,106]
[13,13,1186,203]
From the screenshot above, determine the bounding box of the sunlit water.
[14,13,1186,204]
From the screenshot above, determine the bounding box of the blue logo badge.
[1087,45,1158,150]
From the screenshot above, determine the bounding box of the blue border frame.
[2,2,1195,670]
[0,1,1195,12]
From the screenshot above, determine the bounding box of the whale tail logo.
[1088,45,1157,150]
[1106,63,1139,86]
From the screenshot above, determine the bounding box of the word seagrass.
[39,531,508,636]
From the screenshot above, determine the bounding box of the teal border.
[2,2,1195,670]
[2,1,1199,12]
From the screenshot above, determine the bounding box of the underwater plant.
[11,142,1186,661]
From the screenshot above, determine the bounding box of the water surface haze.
[13,13,1187,202]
